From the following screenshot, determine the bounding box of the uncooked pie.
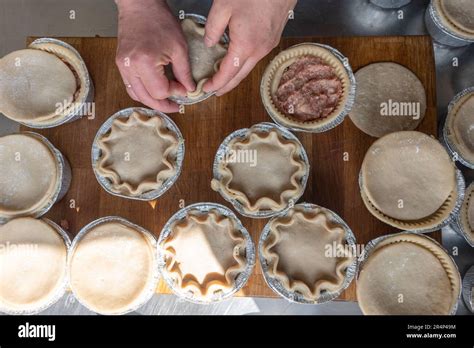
[211,125,308,214]
[0,41,88,126]
[445,90,474,166]
[261,205,354,301]
[162,209,247,299]
[360,131,458,230]
[261,44,352,131]
[458,182,474,245]
[357,233,461,315]
[0,218,68,313]
[434,0,474,40]
[69,219,157,315]
[96,111,179,197]
[349,62,427,138]
[169,17,227,100]
[0,133,61,220]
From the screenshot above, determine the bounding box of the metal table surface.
[0,0,472,315]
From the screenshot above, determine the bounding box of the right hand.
[115,0,195,113]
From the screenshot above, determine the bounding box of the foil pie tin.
[442,87,474,170]
[168,13,230,106]
[425,1,474,47]
[0,218,71,315]
[157,202,256,304]
[358,168,465,234]
[357,231,461,315]
[212,122,310,219]
[18,38,95,129]
[462,265,474,313]
[68,216,160,315]
[260,43,356,134]
[0,131,72,224]
[91,107,185,201]
[258,203,358,304]
[450,181,474,247]
[369,0,411,9]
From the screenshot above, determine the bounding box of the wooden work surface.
[24,35,438,301]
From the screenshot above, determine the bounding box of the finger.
[116,62,140,101]
[171,46,196,92]
[138,64,187,100]
[205,5,231,47]
[203,44,248,93]
[216,57,258,96]
[131,76,179,113]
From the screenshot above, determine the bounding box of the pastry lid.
[212,122,310,219]
[0,131,70,224]
[91,107,185,201]
[452,181,474,247]
[259,203,358,304]
[157,202,255,304]
[68,216,159,315]
[443,86,474,169]
[168,13,230,106]
[357,231,461,315]
[0,218,71,315]
[429,0,474,43]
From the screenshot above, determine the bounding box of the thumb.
[205,6,230,47]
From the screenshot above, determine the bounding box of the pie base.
[435,0,474,40]
[261,44,351,131]
[459,183,474,245]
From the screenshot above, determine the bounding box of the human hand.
[115,0,195,113]
[203,0,297,96]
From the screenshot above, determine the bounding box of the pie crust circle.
[261,44,352,131]
[435,0,474,40]
[445,90,474,165]
[96,111,180,197]
[69,219,157,315]
[361,131,457,227]
[261,205,355,301]
[0,218,68,313]
[0,133,60,219]
[211,125,308,215]
[458,182,474,245]
[349,62,427,138]
[161,208,248,300]
[357,233,461,315]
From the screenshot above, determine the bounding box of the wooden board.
[24,35,438,301]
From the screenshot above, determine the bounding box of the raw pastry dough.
[459,183,474,244]
[0,218,67,312]
[0,133,59,219]
[361,131,456,221]
[0,49,76,123]
[97,111,179,196]
[211,127,307,214]
[349,62,426,138]
[357,233,460,315]
[162,209,247,298]
[436,0,474,38]
[446,92,474,164]
[69,221,156,315]
[261,205,354,301]
[174,18,227,99]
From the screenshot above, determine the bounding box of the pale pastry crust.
[349,62,427,138]
[357,233,460,315]
[0,218,67,312]
[261,44,351,131]
[162,209,247,298]
[261,206,354,301]
[361,131,456,222]
[435,0,474,39]
[211,127,307,214]
[69,221,156,315]
[179,18,227,99]
[459,183,474,244]
[97,111,179,196]
[0,49,77,123]
[0,133,59,218]
[446,92,474,165]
